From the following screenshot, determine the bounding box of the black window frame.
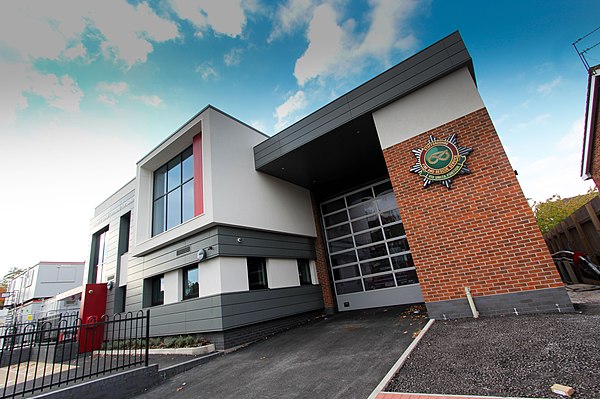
[152,146,194,236]
[182,265,199,300]
[247,257,268,290]
[297,259,312,285]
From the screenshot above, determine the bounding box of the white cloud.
[224,48,243,66]
[294,4,345,86]
[0,60,83,124]
[356,0,418,58]
[537,76,562,94]
[134,95,163,107]
[28,73,83,112]
[0,61,30,124]
[0,1,179,122]
[0,2,86,61]
[292,0,421,86]
[96,81,129,106]
[98,94,118,107]
[91,1,180,67]
[97,81,129,95]
[250,119,268,134]
[515,152,595,203]
[195,63,220,80]
[0,1,179,67]
[274,90,307,130]
[169,0,250,38]
[509,116,592,202]
[63,43,87,60]
[557,117,584,151]
[96,81,162,107]
[512,113,550,131]
[268,0,317,42]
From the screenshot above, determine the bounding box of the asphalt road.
[135,305,427,399]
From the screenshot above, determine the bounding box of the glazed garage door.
[321,180,424,311]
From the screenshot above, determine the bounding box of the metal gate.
[320,180,424,311]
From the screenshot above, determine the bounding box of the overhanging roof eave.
[254,31,474,172]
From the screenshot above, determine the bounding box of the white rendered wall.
[219,257,249,293]
[199,257,248,297]
[198,258,221,297]
[266,259,300,289]
[163,269,182,304]
[133,110,214,256]
[208,109,316,238]
[372,67,485,150]
[131,106,316,257]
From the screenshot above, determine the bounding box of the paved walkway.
[136,305,427,399]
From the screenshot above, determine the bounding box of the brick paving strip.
[376,393,534,399]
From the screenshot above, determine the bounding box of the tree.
[532,188,599,234]
[1,267,26,289]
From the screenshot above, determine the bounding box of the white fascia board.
[582,71,599,180]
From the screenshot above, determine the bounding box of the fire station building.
[85,32,572,349]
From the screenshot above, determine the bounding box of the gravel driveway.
[387,296,600,398]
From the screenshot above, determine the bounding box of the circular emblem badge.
[409,134,473,189]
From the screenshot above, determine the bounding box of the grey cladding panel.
[216,227,315,259]
[222,292,322,316]
[344,37,462,103]
[221,301,322,330]
[350,59,457,117]
[220,286,323,329]
[145,286,322,336]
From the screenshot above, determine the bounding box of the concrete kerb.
[367,318,436,399]
[158,351,224,380]
[31,351,223,399]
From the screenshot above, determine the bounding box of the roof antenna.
[573,26,600,73]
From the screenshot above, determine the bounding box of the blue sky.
[1,0,599,275]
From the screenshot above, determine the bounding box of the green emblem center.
[424,145,452,169]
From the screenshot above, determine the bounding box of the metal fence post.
[145,309,150,367]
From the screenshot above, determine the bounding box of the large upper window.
[153,146,194,236]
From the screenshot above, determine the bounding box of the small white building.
[5,262,85,324]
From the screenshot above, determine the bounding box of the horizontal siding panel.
[221,300,323,330]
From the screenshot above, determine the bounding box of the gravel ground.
[386,310,600,398]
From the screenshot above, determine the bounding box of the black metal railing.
[0,310,149,398]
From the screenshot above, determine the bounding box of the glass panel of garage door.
[321,180,421,309]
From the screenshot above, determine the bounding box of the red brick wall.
[382,107,563,303]
[311,194,335,311]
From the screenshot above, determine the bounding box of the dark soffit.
[254,31,474,189]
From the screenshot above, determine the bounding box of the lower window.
[183,265,199,300]
[297,259,312,285]
[151,275,164,306]
[247,257,268,290]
